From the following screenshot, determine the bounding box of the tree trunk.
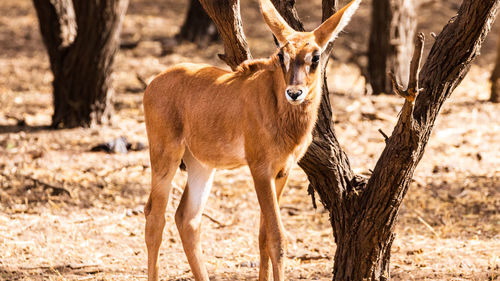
[303,0,499,279]
[198,0,251,70]
[177,0,219,46]
[368,0,416,95]
[198,0,500,279]
[33,0,129,128]
[490,31,500,102]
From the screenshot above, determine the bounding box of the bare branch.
[378,128,389,142]
[388,33,425,104]
[407,33,425,101]
[388,72,403,96]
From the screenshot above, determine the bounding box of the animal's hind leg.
[145,141,184,281]
[175,150,215,281]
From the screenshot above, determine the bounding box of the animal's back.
[143,62,249,169]
[144,62,229,102]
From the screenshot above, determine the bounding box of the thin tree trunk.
[368,0,416,95]
[33,0,129,128]
[490,31,500,102]
[198,0,251,70]
[198,0,500,279]
[177,0,219,46]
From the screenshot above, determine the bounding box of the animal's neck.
[269,66,322,148]
[236,56,322,147]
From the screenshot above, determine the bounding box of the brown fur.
[235,57,278,75]
[144,33,323,172]
[142,1,360,280]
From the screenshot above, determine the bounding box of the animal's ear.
[259,0,295,46]
[313,0,361,50]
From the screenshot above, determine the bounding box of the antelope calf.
[143,0,360,280]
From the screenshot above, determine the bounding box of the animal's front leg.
[251,168,287,281]
[258,213,271,281]
[258,168,290,281]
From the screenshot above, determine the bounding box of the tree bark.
[198,0,500,279]
[490,31,500,102]
[198,0,251,70]
[308,0,498,279]
[33,0,129,128]
[177,0,219,46]
[368,0,417,95]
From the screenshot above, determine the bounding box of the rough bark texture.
[198,0,251,70]
[33,0,129,128]
[490,31,500,102]
[319,0,497,279]
[322,0,339,21]
[368,0,417,95]
[177,0,219,46]
[270,0,305,30]
[198,0,500,279]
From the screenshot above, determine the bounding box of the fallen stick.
[414,214,440,238]
[202,213,229,228]
[288,254,331,261]
[29,176,71,197]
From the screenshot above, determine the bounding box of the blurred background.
[0,0,499,280]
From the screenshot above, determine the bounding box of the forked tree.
[197,0,499,280]
[177,0,219,46]
[33,0,128,128]
[368,0,417,95]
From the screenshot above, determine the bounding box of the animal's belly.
[185,137,246,169]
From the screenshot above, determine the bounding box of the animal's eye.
[312,55,320,64]
[278,52,284,64]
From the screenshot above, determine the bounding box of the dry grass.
[0,0,499,280]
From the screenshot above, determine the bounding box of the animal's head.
[259,0,361,105]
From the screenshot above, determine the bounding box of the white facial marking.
[304,53,312,64]
[304,53,312,73]
[283,52,290,71]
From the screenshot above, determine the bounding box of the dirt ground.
[0,0,499,280]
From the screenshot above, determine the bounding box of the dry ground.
[0,0,499,280]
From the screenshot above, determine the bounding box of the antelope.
[143,0,360,280]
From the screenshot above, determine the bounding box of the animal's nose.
[286,89,303,100]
